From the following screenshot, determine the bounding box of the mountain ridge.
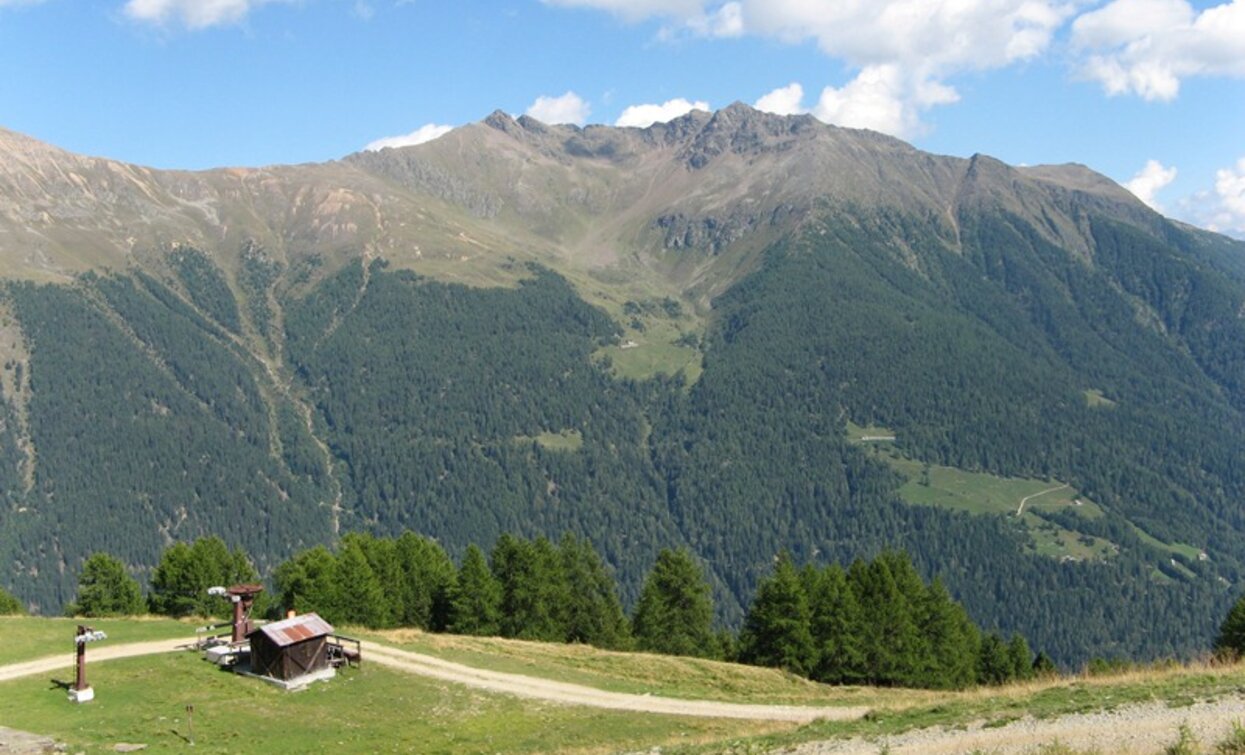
[1,106,1243,666]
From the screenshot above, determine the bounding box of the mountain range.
[2,104,1243,664]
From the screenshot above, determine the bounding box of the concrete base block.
[68,686,94,703]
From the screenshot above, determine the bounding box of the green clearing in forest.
[884,455,1099,519]
[1083,388,1118,408]
[852,436,1119,561]
[514,429,584,452]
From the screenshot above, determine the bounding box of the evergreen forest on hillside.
[77,534,1048,690]
[2,202,1244,667]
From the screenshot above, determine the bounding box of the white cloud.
[1201,157,1245,234]
[123,0,290,28]
[1072,0,1245,100]
[615,98,710,128]
[524,91,591,126]
[807,66,959,138]
[754,83,806,116]
[548,0,1073,137]
[1123,159,1178,210]
[364,123,454,152]
[686,1,742,38]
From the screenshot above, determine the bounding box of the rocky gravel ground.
[784,694,1245,754]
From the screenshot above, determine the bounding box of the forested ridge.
[1,200,1243,667]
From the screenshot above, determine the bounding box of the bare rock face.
[0,104,1163,291]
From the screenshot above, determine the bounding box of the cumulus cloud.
[1072,0,1245,100]
[754,83,806,116]
[548,0,1072,137]
[615,98,710,128]
[1202,157,1245,234]
[364,123,454,152]
[123,0,290,28]
[813,66,958,138]
[525,91,591,126]
[1123,159,1178,210]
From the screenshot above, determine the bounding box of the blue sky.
[1,0,1243,235]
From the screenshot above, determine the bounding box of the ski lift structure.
[197,583,361,691]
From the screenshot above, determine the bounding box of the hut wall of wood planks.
[247,613,334,682]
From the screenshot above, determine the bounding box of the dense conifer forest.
[1,201,1243,667]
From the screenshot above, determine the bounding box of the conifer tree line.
[60,532,1075,690]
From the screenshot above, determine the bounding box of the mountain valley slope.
[1,105,1243,665]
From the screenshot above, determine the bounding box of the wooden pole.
[74,625,87,692]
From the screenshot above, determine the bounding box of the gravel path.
[786,695,1245,754]
[0,639,186,684]
[360,641,867,722]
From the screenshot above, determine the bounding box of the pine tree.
[559,534,629,649]
[149,537,260,617]
[449,544,502,636]
[920,577,980,689]
[632,548,717,658]
[273,546,340,621]
[341,533,401,628]
[1007,633,1034,681]
[1215,593,1245,658]
[395,532,457,631]
[491,534,568,641]
[68,553,144,617]
[738,552,815,675]
[147,541,203,617]
[850,556,922,686]
[0,586,24,615]
[334,538,389,628]
[977,632,1013,685]
[803,563,866,685]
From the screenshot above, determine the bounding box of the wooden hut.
[247,613,334,682]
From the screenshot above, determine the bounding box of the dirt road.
[359,640,867,722]
[0,639,866,723]
[1015,483,1069,515]
[789,694,1245,754]
[0,638,187,683]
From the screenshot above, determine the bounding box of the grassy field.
[3,617,1244,754]
[366,629,872,707]
[0,651,778,754]
[0,616,195,666]
[1131,523,1204,561]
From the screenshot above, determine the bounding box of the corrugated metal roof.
[250,613,334,648]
